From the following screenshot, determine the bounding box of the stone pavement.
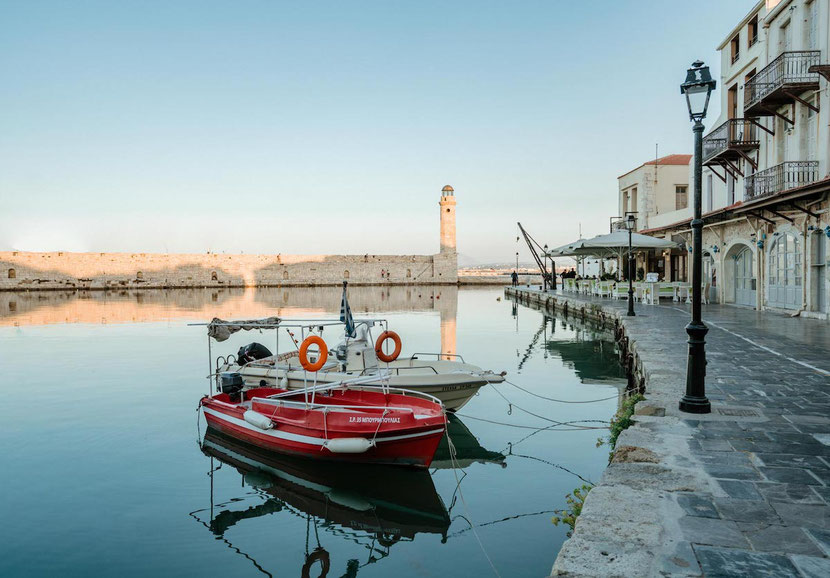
[506,287,830,577]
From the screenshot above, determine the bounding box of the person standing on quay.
[511,271,518,286]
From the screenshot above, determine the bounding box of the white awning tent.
[547,231,677,259]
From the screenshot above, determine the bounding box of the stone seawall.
[0,251,458,291]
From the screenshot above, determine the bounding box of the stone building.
[637,0,830,319]
[0,186,459,291]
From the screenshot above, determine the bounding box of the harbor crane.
[517,222,555,291]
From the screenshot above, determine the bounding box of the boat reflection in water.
[195,428,452,576]
[432,414,506,469]
[193,414,506,576]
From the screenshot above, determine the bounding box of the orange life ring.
[375,331,402,363]
[299,335,328,372]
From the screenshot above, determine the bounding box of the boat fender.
[324,437,373,454]
[243,410,274,430]
[279,376,289,388]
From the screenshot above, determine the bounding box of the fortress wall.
[0,251,458,291]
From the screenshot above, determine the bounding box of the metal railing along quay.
[744,161,819,201]
[744,51,821,113]
[702,119,759,161]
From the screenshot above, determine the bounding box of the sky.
[0,0,757,263]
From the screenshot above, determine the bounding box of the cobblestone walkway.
[508,288,830,577]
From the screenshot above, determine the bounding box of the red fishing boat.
[200,376,447,468]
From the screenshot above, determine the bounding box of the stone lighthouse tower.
[439,185,457,254]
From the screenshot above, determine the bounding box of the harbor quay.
[507,286,830,577]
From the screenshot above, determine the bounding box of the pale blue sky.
[0,0,755,262]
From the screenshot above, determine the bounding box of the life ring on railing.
[301,547,330,578]
[299,335,328,372]
[375,331,402,363]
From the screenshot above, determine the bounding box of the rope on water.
[505,379,619,404]
[445,421,502,577]
[493,386,609,428]
[456,413,607,431]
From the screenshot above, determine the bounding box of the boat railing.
[262,376,445,407]
[360,365,440,376]
[407,352,467,363]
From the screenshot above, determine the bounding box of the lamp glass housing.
[680,61,716,122]
[625,214,636,231]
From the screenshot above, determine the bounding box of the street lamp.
[623,212,637,317]
[543,244,549,292]
[679,60,716,414]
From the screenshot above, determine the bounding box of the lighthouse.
[439,185,457,254]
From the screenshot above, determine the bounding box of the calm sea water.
[0,286,623,578]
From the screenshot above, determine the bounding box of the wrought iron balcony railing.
[703,119,760,161]
[744,161,819,201]
[744,51,821,112]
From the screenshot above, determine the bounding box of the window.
[727,175,735,205]
[136,271,143,280]
[406,269,412,278]
[211,271,218,281]
[807,1,818,50]
[748,15,758,48]
[343,270,350,279]
[675,186,688,210]
[780,21,791,54]
[728,84,739,119]
[743,70,756,129]
[283,270,289,280]
[706,175,713,212]
[8,268,15,279]
[730,34,740,63]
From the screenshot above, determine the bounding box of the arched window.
[283,270,289,280]
[136,271,144,280]
[344,270,350,279]
[8,268,16,279]
[211,271,218,281]
[406,269,412,278]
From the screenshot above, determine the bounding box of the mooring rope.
[493,386,609,428]
[505,379,619,404]
[445,420,502,577]
[457,413,607,431]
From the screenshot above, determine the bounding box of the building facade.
[617,154,692,281]
[0,187,460,290]
[642,0,830,318]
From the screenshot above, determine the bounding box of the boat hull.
[200,390,446,468]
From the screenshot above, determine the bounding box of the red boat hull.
[200,388,446,468]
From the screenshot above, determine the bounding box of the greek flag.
[340,282,356,338]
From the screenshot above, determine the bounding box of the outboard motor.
[237,342,273,364]
[220,372,244,402]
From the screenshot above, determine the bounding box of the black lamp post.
[624,212,636,317]
[679,60,716,414]
[543,244,549,291]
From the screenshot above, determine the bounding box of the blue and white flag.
[340,282,356,338]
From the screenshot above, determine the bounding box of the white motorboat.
[201,298,503,412]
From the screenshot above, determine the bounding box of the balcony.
[744,51,821,117]
[703,119,760,168]
[744,161,819,202]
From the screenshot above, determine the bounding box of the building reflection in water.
[0,285,458,360]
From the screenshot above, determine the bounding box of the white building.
[617,154,692,281]
[642,0,830,318]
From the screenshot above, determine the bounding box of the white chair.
[612,283,628,300]
[656,283,676,302]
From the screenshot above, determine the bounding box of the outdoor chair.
[656,283,676,302]
[612,283,628,300]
